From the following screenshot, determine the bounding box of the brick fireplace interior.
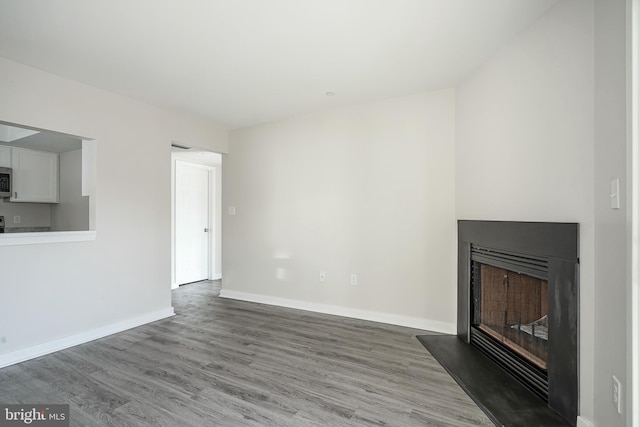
[473,263,549,371]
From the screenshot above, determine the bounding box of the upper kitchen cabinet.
[0,145,10,168]
[10,147,59,203]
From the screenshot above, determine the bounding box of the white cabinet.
[0,145,10,168]
[10,147,59,203]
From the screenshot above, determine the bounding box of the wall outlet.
[350,274,358,286]
[13,215,20,224]
[612,375,622,415]
[319,271,326,282]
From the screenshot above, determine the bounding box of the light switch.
[610,178,620,210]
[228,206,236,216]
[13,215,20,224]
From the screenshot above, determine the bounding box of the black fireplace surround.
[458,221,579,425]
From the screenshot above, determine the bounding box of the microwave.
[0,167,11,198]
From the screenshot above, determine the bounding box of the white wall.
[222,90,457,331]
[593,0,629,426]
[51,149,89,231]
[455,0,596,423]
[0,56,227,362]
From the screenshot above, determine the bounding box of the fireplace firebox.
[458,221,578,425]
[473,263,549,368]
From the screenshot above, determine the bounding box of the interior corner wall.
[454,0,596,423]
[0,56,228,363]
[222,89,456,331]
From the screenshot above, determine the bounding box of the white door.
[175,161,211,285]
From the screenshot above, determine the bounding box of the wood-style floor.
[0,281,493,426]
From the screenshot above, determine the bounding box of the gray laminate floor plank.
[0,280,493,426]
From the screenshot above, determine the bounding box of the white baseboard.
[210,273,222,280]
[576,416,594,427]
[0,307,175,369]
[219,290,456,334]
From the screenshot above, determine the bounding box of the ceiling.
[0,0,558,129]
[0,123,82,153]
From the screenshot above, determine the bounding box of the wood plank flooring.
[0,281,493,426]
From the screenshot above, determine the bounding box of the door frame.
[171,152,222,289]
[627,0,639,423]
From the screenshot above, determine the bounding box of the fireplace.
[458,221,578,425]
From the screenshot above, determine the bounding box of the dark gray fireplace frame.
[458,220,579,424]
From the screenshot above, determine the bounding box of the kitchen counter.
[0,230,96,246]
[3,226,51,233]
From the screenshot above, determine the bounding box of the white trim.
[210,273,222,280]
[576,416,594,427]
[0,307,174,368]
[81,139,97,231]
[219,289,456,334]
[0,230,96,246]
[629,0,640,425]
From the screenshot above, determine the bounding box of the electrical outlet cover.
[613,375,622,415]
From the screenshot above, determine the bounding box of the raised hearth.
[416,334,572,427]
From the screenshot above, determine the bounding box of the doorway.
[171,149,222,288]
